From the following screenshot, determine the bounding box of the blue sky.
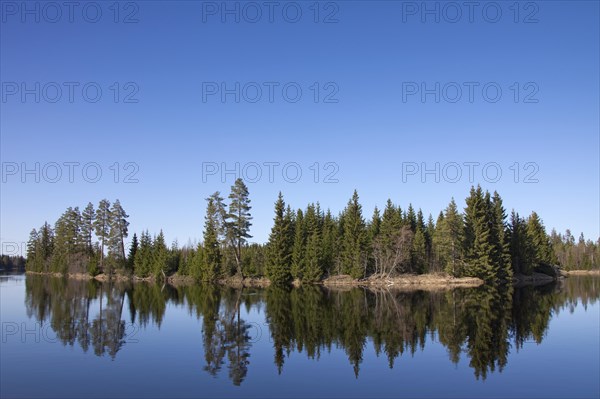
[1,1,599,252]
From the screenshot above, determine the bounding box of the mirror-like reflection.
[23,275,599,385]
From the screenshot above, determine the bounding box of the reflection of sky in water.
[1,275,598,398]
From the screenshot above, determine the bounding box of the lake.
[1,274,598,398]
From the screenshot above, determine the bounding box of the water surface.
[1,274,598,398]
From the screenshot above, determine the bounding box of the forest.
[24,179,599,284]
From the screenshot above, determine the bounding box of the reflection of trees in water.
[193,287,253,386]
[25,276,128,359]
[24,275,599,384]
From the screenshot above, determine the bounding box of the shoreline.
[562,269,600,276]
[24,269,599,289]
[25,271,482,289]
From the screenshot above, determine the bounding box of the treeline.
[177,180,597,283]
[24,180,599,282]
[26,199,129,275]
[0,255,26,272]
[550,230,598,271]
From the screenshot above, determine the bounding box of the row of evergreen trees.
[24,180,598,282]
[182,181,597,283]
[26,199,129,275]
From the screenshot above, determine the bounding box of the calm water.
[1,274,598,398]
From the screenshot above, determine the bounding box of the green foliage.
[340,191,367,279]
[266,193,293,284]
[290,210,306,280]
[227,178,253,277]
[152,231,169,279]
[201,193,224,281]
[134,231,153,278]
[24,187,597,284]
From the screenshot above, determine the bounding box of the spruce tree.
[303,204,323,282]
[340,190,367,279]
[437,199,463,276]
[490,192,512,281]
[290,209,306,280]
[202,194,223,281]
[127,233,138,272]
[406,204,417,232]
[152,231,169,279]
[464,186,496,281]
[26,229,40,272]
[134,230,153,278]
[266,193,293,284]
[526,212,554,265]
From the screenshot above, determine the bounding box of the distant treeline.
[0,255,26,272]
[25,179,599,283]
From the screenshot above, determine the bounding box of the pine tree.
[109,199,129,265]
[266,193,293,284]
[340,190,367,279]
[94,199,111,270]
[226,178,252,277]
[81,202,95,263]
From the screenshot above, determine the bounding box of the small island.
[24,180,599,288]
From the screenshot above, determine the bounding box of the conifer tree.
[152,231,169,279]
[109,199,129,264]
[81,202,95,261]
[320,209,338,277]
[526,212,555,265]
[406,204,417,232]
[226,179,252,277]
[290,209,306,280]
[436,199,464,276]
[340,191,367,279]
[127,233,138,272]
[266,193,293,284]
[94,199,111,269]
[134,230,153,278]
[507,211,533,275]
[490,192,512,281]
[303,204,323,282]
[26,229,40,272]
[464,187,496,281]
[202,194,223,281]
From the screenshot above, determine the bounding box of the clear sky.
[1,1,599,254]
